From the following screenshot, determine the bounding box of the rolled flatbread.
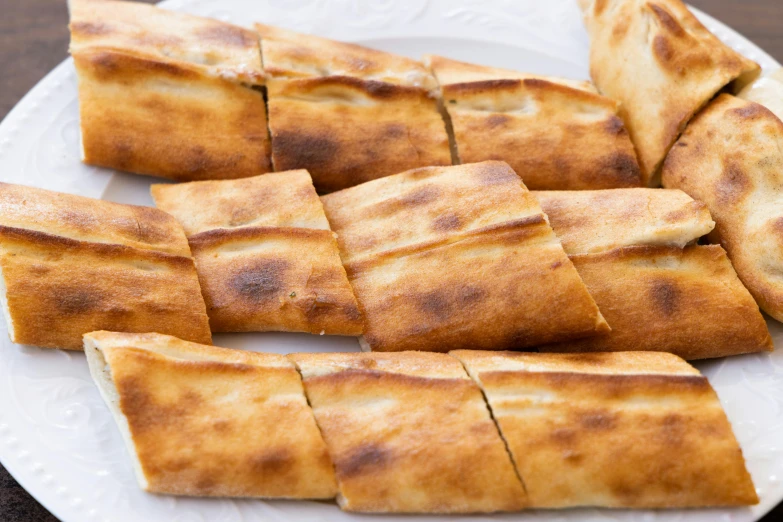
[0,183,211,349]
[69,0,271,180]
[453,350,758,508]
[577,0,760,185]
[265,76,450,193]
[152,171,362,335]
[289,351,526,513]
[321,161,608,352]
[84,331,337,499]
[662,94,783,322]
[738,68,783,122]
[536,188,771,359]
[255,23,438,91]
[425,55,642,189]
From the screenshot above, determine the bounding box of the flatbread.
[70,0,271,180]
[537,188,770,359]
[426,55,642,189]
[84,331,336,499]
[453,350,758,508]
[662,94,783,321]
[152,171,362,335]
[534,188,714,254]
[738,68,783,122]
[578,0,760,185]
[266,76,450,193]
[289,351,526,513]
[0,183,211,350]
[255,23,437,91]
[321,161,608,352]
[539,245,773,359]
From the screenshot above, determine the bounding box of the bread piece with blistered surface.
[577,0,760,185]
[0,183,211,350]
[152,171,362,335]
[266,76,450,193]
[452,350,758,508]
[84,331,337,499]
[321,161,608,352]
[290,351,527,513]
[426,55,642,189]
[662,94,783,322]
[69,0,271,180]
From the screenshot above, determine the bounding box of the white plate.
[0,1,781,521]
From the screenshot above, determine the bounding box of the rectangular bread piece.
[84,331,337,499]
[536,189,771,359]
[663,94,783,323]
[321,161,608,352]
[152,171,362,335]
[0,183,211,349]
[577,0,760,185]
[452,350,758,508]
[426,55,642,190]
[69,0,271,181]
[289,351,527,513]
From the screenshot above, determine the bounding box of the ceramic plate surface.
[0,1,781,521]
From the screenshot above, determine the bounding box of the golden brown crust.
[0,182,191,256]
[290,351,526,512]
[0,226,211,349]
[738,68,783,122]
[188,227,363,335]
[579,0,760,185]
[70,0,264,85]
[256,24,437,90]
[73,49,271,181]
[322,162,608,352]
[266,77,450,193]
[84,332,337,499]
[453,350,758,508]
[662,94,783,321]
[151,170,329,236]
[534,188,714,254]
[539,245,772,359]
[427,56,642,189]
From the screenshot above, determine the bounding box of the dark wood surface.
[0,0,782,520]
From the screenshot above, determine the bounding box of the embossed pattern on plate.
[0,1,780,521]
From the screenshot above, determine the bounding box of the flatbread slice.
[289,351,526,513]
[84,332,337,499]
[70,0,271,180]
[426,55,642,189]
[578,0,760,185]
[738,68,783,122]
[533,188,714,254]
[0,183,211,349]
[536,188,771,359]
[255,23,437,91]
[152,171,362,335]
[266,76,450,193]
[539,245,772,359]
[453,350,758,508]
[321,161,608,352]
[662,94,783,321]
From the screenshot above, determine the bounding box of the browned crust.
[188,226,363,335]
[266,77,450,193]
[91,333,337,498]
[662,94,783,321]
[454,349,758,508]
[0,225,212,349]
[290,351,527,512]
[74,49,271,181]
[539,244,772,359]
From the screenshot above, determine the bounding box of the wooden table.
[1,0,782,520]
